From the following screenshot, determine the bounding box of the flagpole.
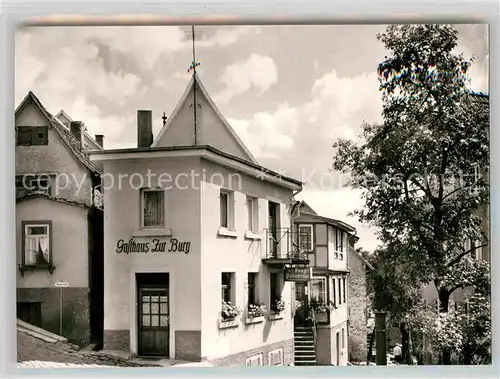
[192,25,198,146]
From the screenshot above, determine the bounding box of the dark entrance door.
[136,273,169,357]
[336,331,340,365]
[294,282,309,326]
[268,202,278,257]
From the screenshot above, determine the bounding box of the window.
[332,277,336,305]
[335,229,344,254]
[298,225,313,252]
[270,272,282,312]
[16,126,49,146]
[246,196,258,233]
[22,222,51,266]
[248,273,258,306]
[338,277,342,305]
[142,189,164,228]
[17,302,42,327]
[220,190,234,229]
[268,348,284,366]
[221,272,234,303]
[16,175,52,196]
[245,353,263,366]
[343,277,346,304]
[310,277,327,304]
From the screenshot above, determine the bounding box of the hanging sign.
[284,267,311,282]
[54,281,69,287]
[116,238,190,254]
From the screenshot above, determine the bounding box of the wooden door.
[268,202,278,257]
[336,331,340,365]
[294,283,308,326]
[137,273,169,357]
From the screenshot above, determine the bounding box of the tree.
[332,25,490,364]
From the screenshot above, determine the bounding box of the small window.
[268,348,284,366]
[22,222,51,266]
[220,190,234,229]
[298,224,313,252]
[221,272,234,303]
[142,189,164,228]
[16,175,52,196]
[245,353,263,366]
[16,126,49,146]
[247,273,258,306]
[310,277,327,304]
[246,196,258,233]
[270,272,282,313]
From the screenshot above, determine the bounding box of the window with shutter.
[31,126,49,145]
[245,353,263,366]
[268,348,283,366]
[17,126,33,145]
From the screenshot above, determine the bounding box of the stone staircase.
[294,326,316,366]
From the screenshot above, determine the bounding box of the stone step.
[295,346,315,352]
[294,340,314,346]
[294,361,316,366]
[295,353,316,359]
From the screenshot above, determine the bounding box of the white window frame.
[141,188,165,229]
[246,353,263,366]
[298,224,314,252]
[24,223,51,266]
[220,189,235,230]
[246,196,259,233]
[268,348,284,366]
[310,277,327,304]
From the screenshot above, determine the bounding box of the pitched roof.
[294,200,356,233]
[15,92,101,174]
[151,73,258,164]
[53,109,103,151]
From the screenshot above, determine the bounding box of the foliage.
[247,303,267,319]
[309,297,336,313]
[332,23,489,297]
[221,300,242,321]
[293,300,303,311]
[270,299,285,314]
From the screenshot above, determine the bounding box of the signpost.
[284,267,312,282]
[54,282,69,336]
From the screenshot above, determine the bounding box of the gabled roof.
[294,200,356,234]
[151,73,258,164]
[54,109,103,151]
[15,91,101,174]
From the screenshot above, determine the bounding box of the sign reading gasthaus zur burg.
[116,238,190,254]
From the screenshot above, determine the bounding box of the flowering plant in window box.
[270,299,286,314]
[294,300,303,311]
[310,298,336,314]
[221,300,242,321]
[248,303,267,319]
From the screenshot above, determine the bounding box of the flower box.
[245,316,265,325]
[268,313,284,321]
[219,319,239,329]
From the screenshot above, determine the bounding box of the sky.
[15,24,489,252]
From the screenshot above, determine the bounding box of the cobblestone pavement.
[18,361,115,369]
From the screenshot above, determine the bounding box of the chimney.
[95,134,104,148]
[70,121,83,146]
[137,110,153,148]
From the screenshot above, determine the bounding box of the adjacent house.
[347,243,374,363]
[15,91,105,347]
[292,201,357,366]
[89,73,304,366]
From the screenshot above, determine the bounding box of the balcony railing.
[263,227,310,263]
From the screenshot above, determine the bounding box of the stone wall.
[348,249,368,363]
[209,338,294,366]
[17,287,90,347]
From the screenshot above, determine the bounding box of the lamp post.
[374,311,387,365]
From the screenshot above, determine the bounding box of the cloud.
[214,53,278,104]
[202,26,262,47]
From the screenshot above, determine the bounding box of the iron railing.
[264,227,311,261]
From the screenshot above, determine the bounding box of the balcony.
[263,227,311,266]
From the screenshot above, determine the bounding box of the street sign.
[54,282,69,287]
[284,267,311,282]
